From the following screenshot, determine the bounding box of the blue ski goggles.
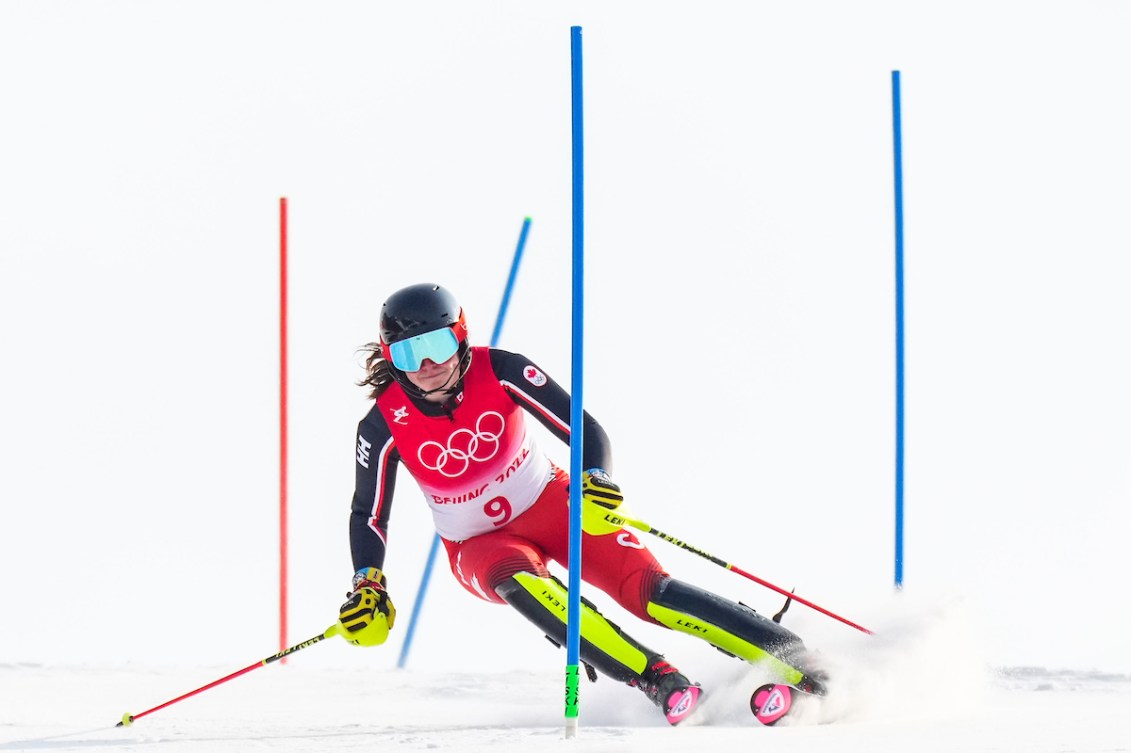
[387,327,460,372]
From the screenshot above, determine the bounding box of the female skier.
[336,283,824,725]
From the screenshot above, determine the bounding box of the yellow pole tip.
[119,712,133,727]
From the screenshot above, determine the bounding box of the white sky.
[2,0,1130,691]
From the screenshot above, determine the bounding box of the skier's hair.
[357,342,395,400]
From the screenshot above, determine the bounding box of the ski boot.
[632,658,701,725]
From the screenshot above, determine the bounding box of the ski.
[749,682,822,726]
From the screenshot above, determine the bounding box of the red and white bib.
[376,347,553,540]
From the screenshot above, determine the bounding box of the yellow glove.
[579,469,626,536]
[338,568,397,647]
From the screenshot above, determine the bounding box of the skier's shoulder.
[485,346,523,370]
[486,347,553,384]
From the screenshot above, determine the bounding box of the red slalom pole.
[279,197,289,658]
[607,511,874,635]
[116,626,340,727]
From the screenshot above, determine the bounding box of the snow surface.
[2,1,1131,750]
[4,606,1131,751]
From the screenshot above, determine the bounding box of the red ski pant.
[442,468,667,623]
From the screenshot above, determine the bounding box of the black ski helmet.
[379,283,470,397]
[379,283,467,347]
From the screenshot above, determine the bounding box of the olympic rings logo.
[417,411,506,478]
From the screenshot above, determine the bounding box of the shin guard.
[496,572,657,684]
[646,577,811,685]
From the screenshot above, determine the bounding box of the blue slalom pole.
[564,24,584,738]
[892,70,906,590]
[491,218,532,347]
[396,216,533,669]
